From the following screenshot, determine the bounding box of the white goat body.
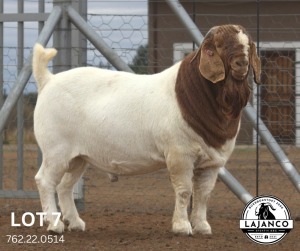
[34,48,231,175]
[32,24,260,235]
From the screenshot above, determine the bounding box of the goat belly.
[82,155,166,176]
[175,51,241,148]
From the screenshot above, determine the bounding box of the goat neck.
[175,51,249,149]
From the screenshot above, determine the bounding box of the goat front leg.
[167,152,194,235]
[191,167,219,235]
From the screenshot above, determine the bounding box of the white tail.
[32,43,57,93]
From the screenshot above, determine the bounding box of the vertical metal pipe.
[17,0,24,190]
[255,0,260,197]
[37,0,45,167]
[0,0,4,189]
[71,0,87,68]
[38,0,45,32]
[69,0,88,211]
[53,0,72,74]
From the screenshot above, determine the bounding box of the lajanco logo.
[240,195,293,245]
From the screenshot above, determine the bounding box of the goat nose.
[235,58,249,67]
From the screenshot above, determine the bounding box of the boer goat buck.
[33,24,261,235]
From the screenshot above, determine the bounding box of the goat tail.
[32,43,57,93]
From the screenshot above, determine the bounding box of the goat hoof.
[67,218,86,231]
[172,220,193,236]
[47,220,65,234]
[192,221,212,235]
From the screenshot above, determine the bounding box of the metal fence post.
[71,0,87,210]
[53,0,72,73]
[71,0,87,68]
[0,6,62,135]
[52,0,87,209]
[0,0,3,190]
[0,5,62,199]
[17,0,24,190]
[37,0,45,168]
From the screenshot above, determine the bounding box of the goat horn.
[265,203,276,211]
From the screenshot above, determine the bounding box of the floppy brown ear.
[250,42,261,84]
[199,43,225,83]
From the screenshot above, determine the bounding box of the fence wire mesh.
[0,0,299,203]
[87,13,148,72]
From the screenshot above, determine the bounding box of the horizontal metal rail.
[0,190,39,199]
[0,13,49,22]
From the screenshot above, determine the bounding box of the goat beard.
[217,73,250,119]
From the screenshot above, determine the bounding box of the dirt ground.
[0,146,299,251]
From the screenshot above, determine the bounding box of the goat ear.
[250,42,261,84]
[199,44,225,83]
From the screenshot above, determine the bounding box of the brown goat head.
[199,24,261,84]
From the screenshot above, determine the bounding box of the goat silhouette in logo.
[255,203,276,220]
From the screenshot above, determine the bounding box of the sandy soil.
[0,146,299,250]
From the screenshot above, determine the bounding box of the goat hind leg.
[35,162,66,233]
[191,167,219,234]
[57,157,87,231]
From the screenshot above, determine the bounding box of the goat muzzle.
[230,57,249,81]
[231,69,248,81]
